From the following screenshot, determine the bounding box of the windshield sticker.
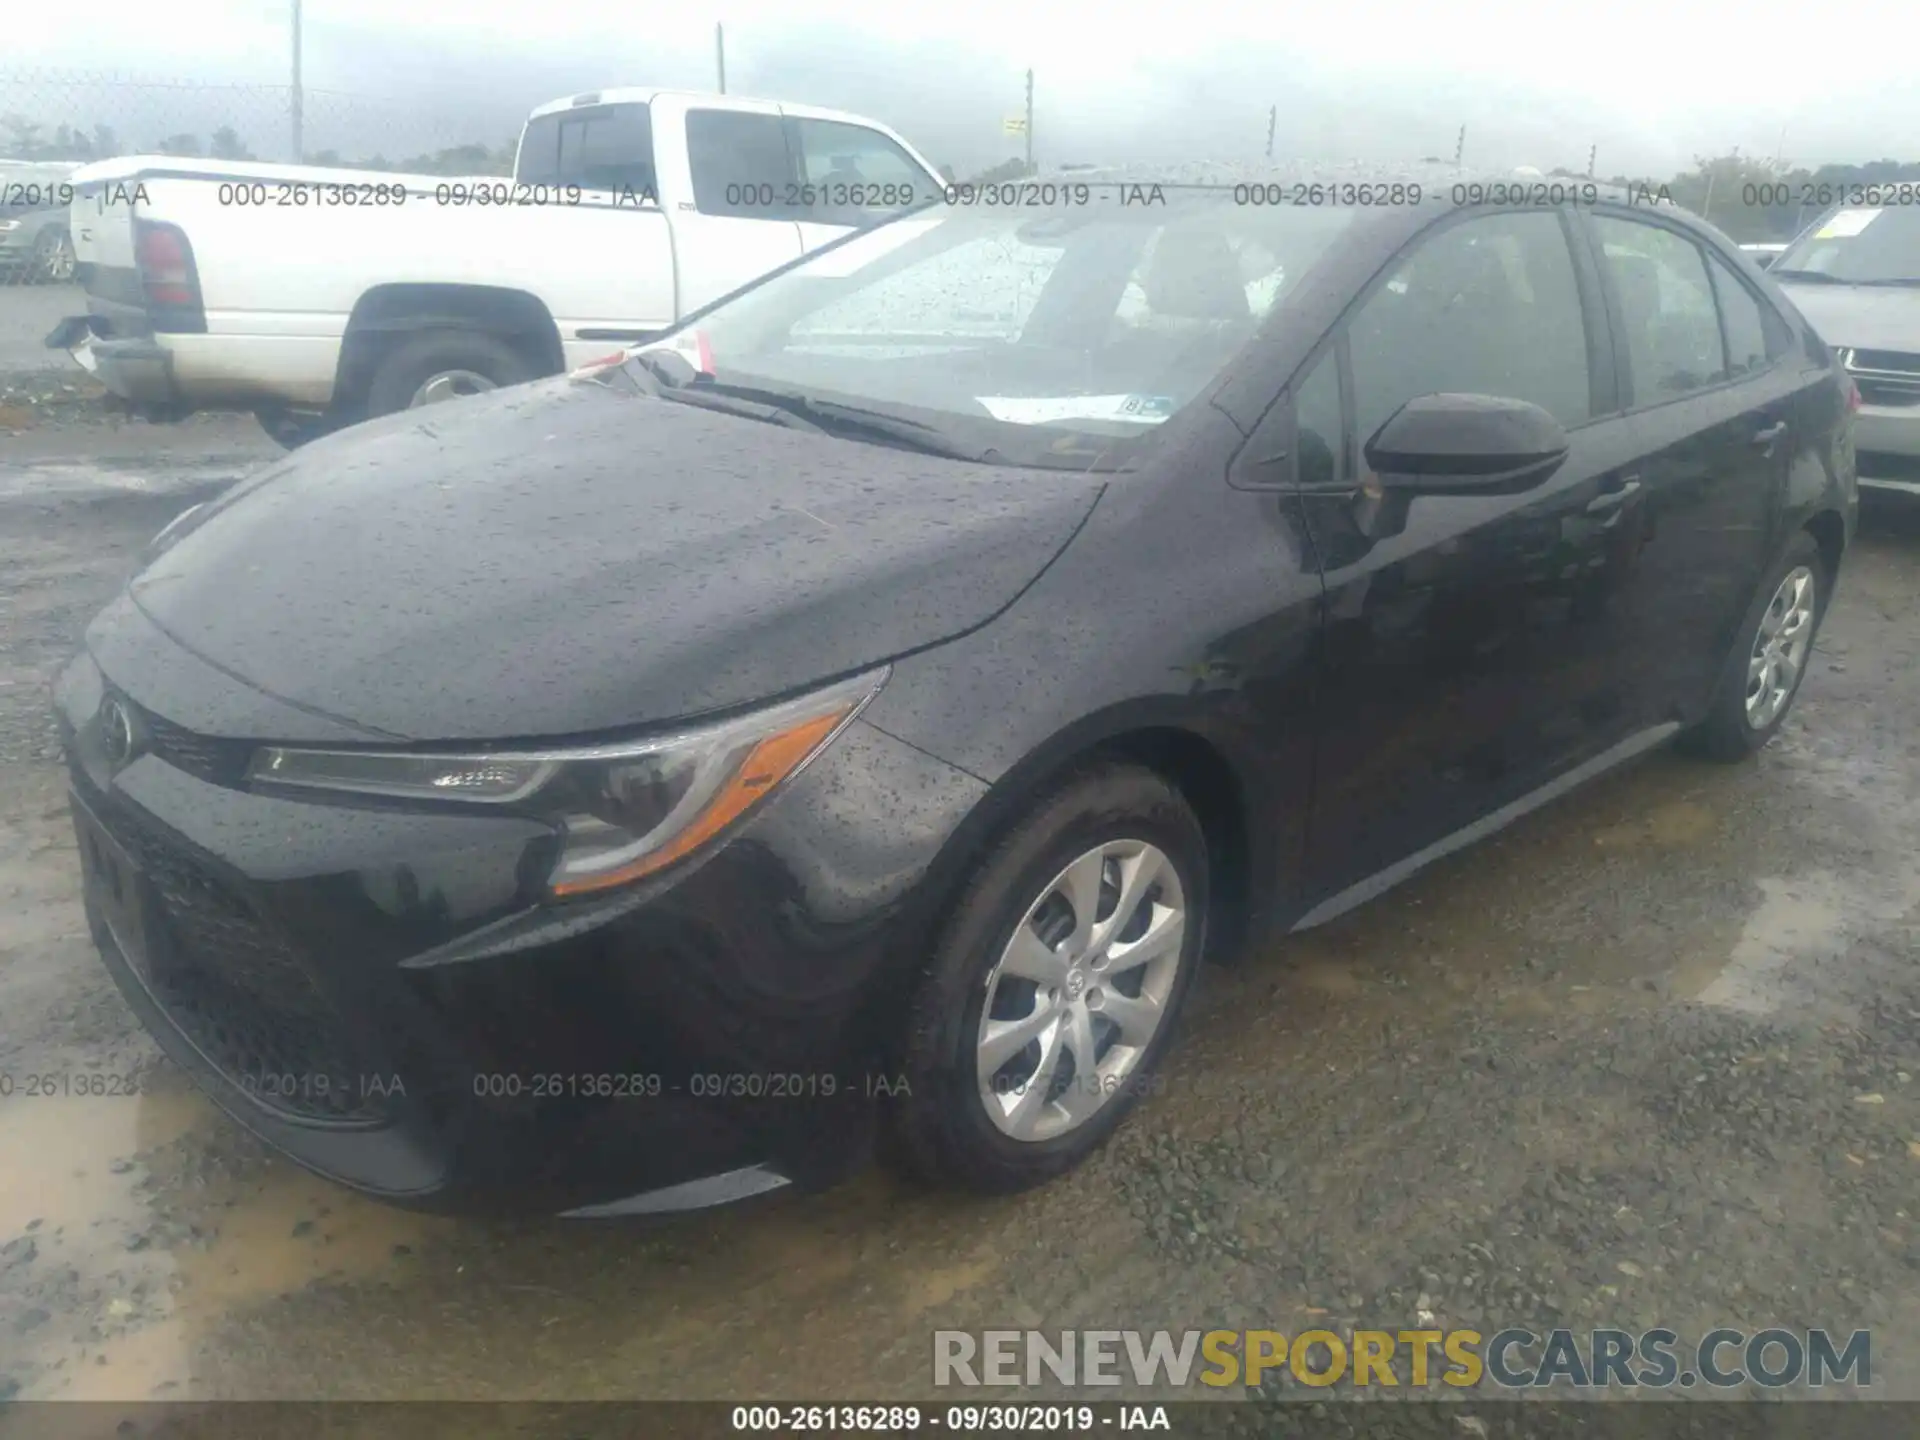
[977,395,1175,426]
[1816,208,1880,240]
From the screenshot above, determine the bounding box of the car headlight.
[248,668,887,897]
[0,220,19,233]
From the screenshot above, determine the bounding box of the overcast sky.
[6,0,1916,175]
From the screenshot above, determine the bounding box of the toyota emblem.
[99,697,139,767]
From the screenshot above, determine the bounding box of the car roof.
[1014,160,1685,225]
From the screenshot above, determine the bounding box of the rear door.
[782,113,934,254]
[508,101,677,352]
[650,96,805,314]
[1580,209,1803,726]
[1277,207,1653,915]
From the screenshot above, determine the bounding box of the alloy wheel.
[1745,563,1816,730]
[975,839,1187,1143]
[409,369,497,407]
[38,231,76,284]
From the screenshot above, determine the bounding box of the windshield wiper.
[689,382,992,461]
[1769,268,1844,283]
[655,383,825,433]
[1848,277,1920,288]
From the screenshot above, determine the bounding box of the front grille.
[1849,349,1920,374]
[90,787,389,1125]
[134,704,254,787]
[1857,451,1920,483]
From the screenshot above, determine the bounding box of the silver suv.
[1769,205,1920,497]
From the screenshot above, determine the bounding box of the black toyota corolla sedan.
[57,166,1858,1217]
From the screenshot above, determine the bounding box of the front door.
[661,99,806,315]
[1290,207,1653,914]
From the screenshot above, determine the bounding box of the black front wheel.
[888,764,1209,1194]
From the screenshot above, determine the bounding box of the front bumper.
[1849,390,1920,496]
[54,635,986,1217]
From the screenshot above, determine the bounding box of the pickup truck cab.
[48,89,945,442]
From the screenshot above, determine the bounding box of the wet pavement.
[2,422,1919,1407]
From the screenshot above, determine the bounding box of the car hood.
[1777,282,1920,352]
[123,375,1104,741]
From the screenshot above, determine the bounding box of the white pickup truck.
[47,88,945,443]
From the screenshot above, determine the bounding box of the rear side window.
[1594,216,1727,403]
[789,119,926,223]
[516,103,656,197]
[686,110,797,219]
[1704,249,1772,378]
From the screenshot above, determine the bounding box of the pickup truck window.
[790,119,927,222]
[687,110,799,220]
[517,103,658,197]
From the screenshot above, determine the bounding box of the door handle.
[1751,421,1789,451]
[1585,478,1642,515]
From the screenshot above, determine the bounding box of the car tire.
[32,227,76,285]
[362,330,532,420]
[254,407,339,450]
[888,763,1208,1194]
[1677,530,1828,763]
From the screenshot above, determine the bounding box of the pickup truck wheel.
[363,331,532,419]
[33,228,76,285]
[254,408,338,450]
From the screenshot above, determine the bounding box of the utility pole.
[1452,125,1465,166]
[1024,69,1034,174]
[290,0,304,163]
[715,23,727,94]
[1587,144,1597,179]
[1266,105,1276,161]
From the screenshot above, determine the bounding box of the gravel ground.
[1,393,1918,1424]
[0,283,82,376]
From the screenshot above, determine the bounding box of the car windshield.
[1773,206,1920,285]
[644,195,1362,469]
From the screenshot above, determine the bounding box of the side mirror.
[1752,251,1778,271]
[1362,393,1570,497]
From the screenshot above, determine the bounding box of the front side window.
[790,119,925,224]
[1347,210,1592,451]
[1293,353,1345,489]
[1594,216,1726,403]
[686,110,796,219]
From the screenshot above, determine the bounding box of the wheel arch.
[333,284,565,419]
[899,711,1264,984]
[1803,506,1846,586]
